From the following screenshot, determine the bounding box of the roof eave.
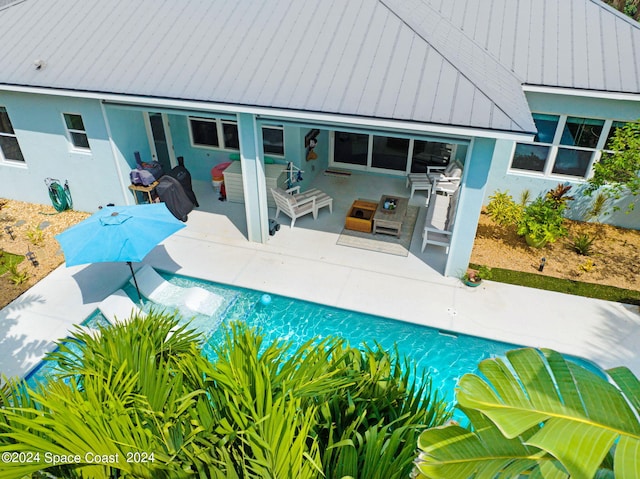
[1,83,535,142]
[523,84,640,102]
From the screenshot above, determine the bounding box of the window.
[605,121,627,149]
[512,144,550,172]
[560,117,604,148]
[0,106,25,162]
[510,114,611,179]
[222,121,239,150]
[190,118,219,147]
[63,113,90,150]
[189,117,239,150]
[411,140,451,172]
[371,136,409,171]
[333,132,369,166]
[262,126,284,156]
[333,132,460,174]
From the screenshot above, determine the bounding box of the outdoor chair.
[406,173,432,200]
[271,186,333,228]
[406,160,463,203]
[427,160,462,185]
[422,187,459,254]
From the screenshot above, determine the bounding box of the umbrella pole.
[128,261,143,304]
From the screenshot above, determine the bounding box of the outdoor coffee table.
[372,195,408,237]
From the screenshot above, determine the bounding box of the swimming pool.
[27,271,522,406]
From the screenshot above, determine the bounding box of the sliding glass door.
[371,136,409,171]
[331,130,457,175]
[333,132,369,166]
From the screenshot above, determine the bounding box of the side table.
[128,181,159,204]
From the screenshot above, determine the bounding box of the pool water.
[137,273,516,405]
[27,271,595,407]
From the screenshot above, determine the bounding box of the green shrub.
[585,192,608,221]
[572,233,595,256]
[517,184,573,248]
[25,225,45,245]
[486,190,522,227]
[517,197,568,248]
[6,258,29,285]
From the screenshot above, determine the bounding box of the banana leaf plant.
[413,348,640,479]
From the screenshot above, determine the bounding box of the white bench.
[421,188,459,254]
[271,186,333,228]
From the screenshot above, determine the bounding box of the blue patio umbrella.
[55,203,186,301]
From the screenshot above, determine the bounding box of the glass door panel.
[371,136,409,171]
[333,131,368,166]
[146,112,174,173]
[410,140,451,172]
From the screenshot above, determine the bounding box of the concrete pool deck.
[2,206,639,381]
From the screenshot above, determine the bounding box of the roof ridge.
[0,0,25,11]
[379,0,534,132]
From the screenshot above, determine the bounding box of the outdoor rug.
[336,203,419,257]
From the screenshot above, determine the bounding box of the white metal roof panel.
[428,0,640,94]
[1,0,636,136]
[0,0,536,134]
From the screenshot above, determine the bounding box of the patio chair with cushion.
[406,160,463,202]
[422,187,459,253]
[271,186,333,228]
[427,160,463,185]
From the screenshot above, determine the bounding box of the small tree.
[586,119,640,212]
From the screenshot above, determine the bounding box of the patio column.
[444,137,496,277]
[237,113,269,243]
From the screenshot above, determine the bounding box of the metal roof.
[0,0,637,134]
[426,0,640,94]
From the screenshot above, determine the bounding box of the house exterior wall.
[0,92,127,212]
[484,92,640,230]
[166,113,236,180]
[446,138,495,277]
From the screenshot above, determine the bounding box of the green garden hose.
[45,178,73,212]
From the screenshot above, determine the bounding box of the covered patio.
[187,168,450,274]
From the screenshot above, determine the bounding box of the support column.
[237,113,269,243]
[444,137,496,277]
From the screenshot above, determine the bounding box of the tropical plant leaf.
[608,366,640,414]
[413,407,565,479]
[456,348,640,479]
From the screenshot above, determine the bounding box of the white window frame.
[0,106,25,164]
[329,131,457,177]
[62,112,91,152]
[261,125,285,157]
[188,117,239,151]
[509,113,614,181]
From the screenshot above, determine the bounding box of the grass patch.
[470,263,640,306]
[0,252,24,275]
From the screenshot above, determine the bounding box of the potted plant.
[463,265,492,287]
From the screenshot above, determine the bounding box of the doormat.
[336,205,419,257]
[324,169,352,177]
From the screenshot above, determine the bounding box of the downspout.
[100,100,131,205]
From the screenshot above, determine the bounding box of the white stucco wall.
[0,92,129,212]
[484,93,640,230]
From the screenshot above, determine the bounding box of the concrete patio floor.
[2,174,639,381]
